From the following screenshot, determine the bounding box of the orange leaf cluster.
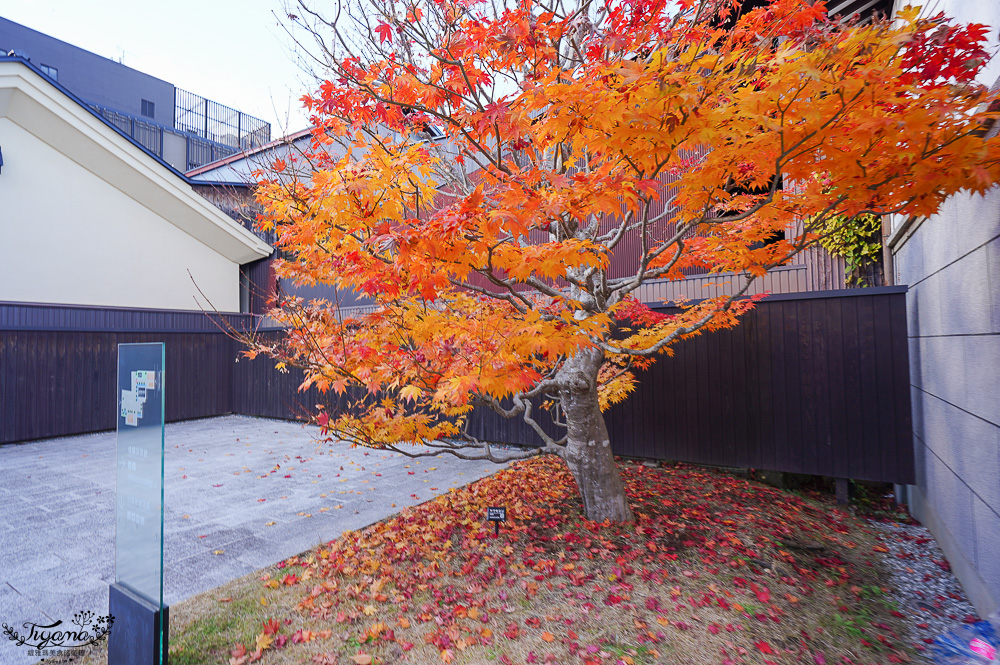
[251,0,1000,451]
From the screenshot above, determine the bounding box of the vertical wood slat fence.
[0,304,250,443]
[0,286,913,484]
[462,286,913,484]
[621,287,913,483]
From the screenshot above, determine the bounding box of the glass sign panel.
[115,343,165,608]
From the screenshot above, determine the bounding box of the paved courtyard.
[0,416,506,665]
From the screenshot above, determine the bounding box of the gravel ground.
[868,518,987,662]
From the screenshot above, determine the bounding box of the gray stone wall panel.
[904,273,943,336]
[919,396,1000,514]
[987,236,1000,334]
[910,384,926,441]
[961,335,1000,421]
[914,335,967,408]
[922,445,979,567]
[972,491,1000,594]
[937,248,995,336]
[897,184,1000,615]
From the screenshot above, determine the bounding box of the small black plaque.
[486,506,506,536]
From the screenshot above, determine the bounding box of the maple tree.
[248,0,1000,522]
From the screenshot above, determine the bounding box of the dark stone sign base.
[108,583,169,665]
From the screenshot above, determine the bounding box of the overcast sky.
[0,0,316,136]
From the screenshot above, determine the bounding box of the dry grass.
[37,458,918,665]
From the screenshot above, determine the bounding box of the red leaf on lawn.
[756,640,774,654]
[751,582,771,604]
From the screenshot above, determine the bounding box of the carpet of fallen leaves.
[225,457,917,665]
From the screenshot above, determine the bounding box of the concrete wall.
[0,17,175,125]
[163,129,189,171]
[888,0,1000,618]
[0,117,242,311]
[893,187,1000,617]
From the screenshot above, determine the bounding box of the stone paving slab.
[0,416,506,665]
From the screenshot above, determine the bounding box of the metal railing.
[175,88,271,152]
[184,136,238,172]
[87,90,270,170]
[88,103,250,170]
[90,105,164,156]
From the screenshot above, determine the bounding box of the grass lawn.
[55,456,917,665]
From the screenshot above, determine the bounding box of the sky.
[0,0,318,136]
[3,0,999,138]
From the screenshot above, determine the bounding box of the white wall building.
[0,59,271,312]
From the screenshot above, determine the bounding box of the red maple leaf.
[374,23,393,43]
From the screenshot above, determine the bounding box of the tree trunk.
[557,346,635,523]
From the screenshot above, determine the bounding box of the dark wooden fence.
[0,287,913,484]
[229,331,356,421]
[0,303,252,443]
[459,287,913,485]
[615,288,912,483]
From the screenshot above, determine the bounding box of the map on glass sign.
[121,370,156,427]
